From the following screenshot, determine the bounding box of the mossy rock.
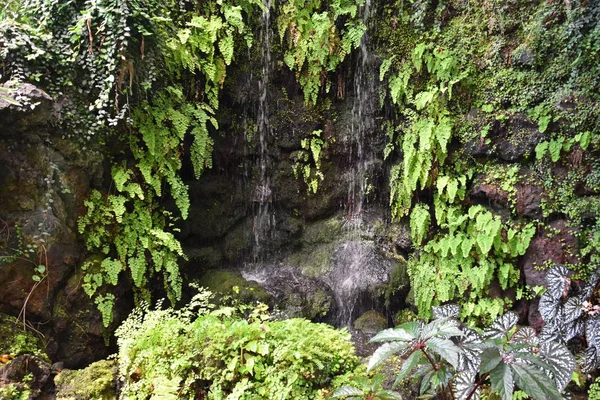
[200,269,271,304]
[353,311,387,335]
[0,314,46,358]
[0,383,32,400]
[54,359,117,400]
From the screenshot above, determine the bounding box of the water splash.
[346,0,376,227]
[252,0,275,259]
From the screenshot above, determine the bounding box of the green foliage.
[386,42,468,219]
[368,305,575,400]
[590,376,600,400]
[408,201,535,323]
[0,384,31,400]
[277,0,366,104]
[116,291,360,399]
[292,129,327,193]
[409,203,430,246]
[331,374,402,400]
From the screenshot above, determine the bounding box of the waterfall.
[346,0,376,227]
[252,0,275,260]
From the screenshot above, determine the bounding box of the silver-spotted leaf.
[455,327,482,373]
[452,371,480,400]
[546,265,571,300]
[433,304,460,319]
[511,326,538,346]
[484,312,518,339]
[539,341,576,391]
[583,345,599,373]
[586,316,600,348]
[539,323,561,343]
[538,293,561,324]
[563,296,583,324]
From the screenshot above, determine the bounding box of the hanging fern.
[277,0,366,104]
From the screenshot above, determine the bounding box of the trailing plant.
[367,304,575,400]
[277,0,366,104]
[78,85,218,325]
[70,0,262,323]
[539,264,600,373]
[116,290,360,399]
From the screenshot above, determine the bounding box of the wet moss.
[200,269,271,304]
[54,359,117,400]
[353,310,387,335]
[0,314,46,358]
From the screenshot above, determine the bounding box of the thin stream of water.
[346,0,375,227]
[253,0,275,260]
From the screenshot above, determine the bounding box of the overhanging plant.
[366,304,575,400]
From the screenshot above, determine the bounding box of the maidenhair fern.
[277,0,366,104]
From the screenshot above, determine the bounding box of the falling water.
[252,0,275,259]
[346,0,376,226]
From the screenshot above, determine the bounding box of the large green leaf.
[490,362,514,400]
[421,318,462,340]
[370,322,420,343]
[479,347,502,373]
[331,386,364,398]
[510,363,562,400]
[426,337,461,369]
[393,349,424,386]
[368,341,413,371]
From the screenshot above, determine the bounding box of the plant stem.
[421,348,438,371]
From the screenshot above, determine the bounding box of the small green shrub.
[116,291,360,399]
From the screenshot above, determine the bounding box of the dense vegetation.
[2,0,600,398]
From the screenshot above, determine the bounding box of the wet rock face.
[0,85,116,368]
[239,213,404,328]
[521,220,580,289]
[496,114,544,161]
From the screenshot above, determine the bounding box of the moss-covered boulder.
[0,314,46,358]
[200,269,271,305]
[353,310,387,336]
[54,359,117,400]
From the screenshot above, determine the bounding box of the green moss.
[393,308,418,326]
[384,261,409,308]
[0,384,31,400]
[54,360,117,400]
[353,311,387,335]
[0,314,46,358]
[200,269,271,304]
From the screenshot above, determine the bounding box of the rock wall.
[0,85,130,368]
